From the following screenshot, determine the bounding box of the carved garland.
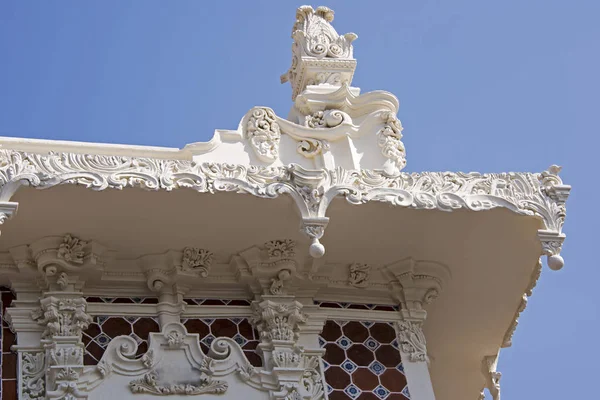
[129,371,228,396]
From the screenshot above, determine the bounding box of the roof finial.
[281,5,358,100]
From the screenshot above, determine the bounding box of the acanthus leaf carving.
[246,107,281,163]
[378,111,406,175]
[33,297,92,339]
[250,300,307,342]
[57,234,88,265]
[396,320,429,363]
[0,150,570,263]
[21,351,46,400]
[348,263,370,288]
[181,247,213,277]
[265,239,296,259]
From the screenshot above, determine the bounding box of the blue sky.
[0,1,597,398]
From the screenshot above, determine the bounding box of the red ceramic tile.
[325,366,351,389]
[352,367,379,391]
[387,393,410,400]
[346,344,374,366]
[369,323,396,343]
[2,379,17,400]
[380,369,407,392]
[184,319,210,337]
[101,317,133,337]
[321,320,343,341]
[329,390,352,400]
[375,344,401,367]
[357,392,380,400]
[343,321,369,343]
[132,318,159,340]
[323,343,346,365]
[2,353,17,379]
[210,319,238,337]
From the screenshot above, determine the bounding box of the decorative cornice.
[0,151,570,265]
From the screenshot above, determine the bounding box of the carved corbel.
[233,240,303,296]
[481,354,501,400]
[382,257,451,319]
[538,230,565,271]
[536,165,570,270]
[24,234,112,291]
[396,320,429,363]
[0,201,18,233]
[140,254,193,327]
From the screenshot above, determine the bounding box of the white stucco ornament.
[0,6,573,399]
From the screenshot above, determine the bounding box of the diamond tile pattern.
[85,296,158,304]
[320,320,409,400]
[82,316,160,365]
[183,298,252,306]
[315,301,399,312]
[182,318,262,367]
[1,287,17,400]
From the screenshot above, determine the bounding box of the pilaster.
[383,258,451,400]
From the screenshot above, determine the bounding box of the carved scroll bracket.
[382,258,451,320]
[481,353,501,400]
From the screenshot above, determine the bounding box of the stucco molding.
[0,150,571,266]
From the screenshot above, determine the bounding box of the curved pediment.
[78,323,267,399]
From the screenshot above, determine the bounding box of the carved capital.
[32,296,92,339]
[250,300,307,343]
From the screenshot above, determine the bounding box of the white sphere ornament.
[547,254,564,271]
[309,239,325,258]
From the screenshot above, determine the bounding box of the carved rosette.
[246,107,281,163]
[396,320,429,363]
